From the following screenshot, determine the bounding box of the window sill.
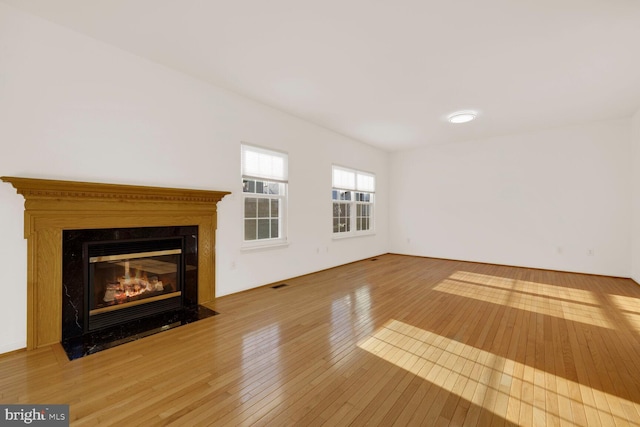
[332,232,376,240]
[241,240,289,252]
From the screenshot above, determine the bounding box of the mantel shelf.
[2,176,228,205]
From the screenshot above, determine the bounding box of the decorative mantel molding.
[2,176,230,350]
[3,176,226,204]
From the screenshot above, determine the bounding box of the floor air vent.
[272,284,288,289]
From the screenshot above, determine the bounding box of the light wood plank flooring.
[1,254,640,426]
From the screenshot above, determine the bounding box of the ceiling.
[4,0,640,151]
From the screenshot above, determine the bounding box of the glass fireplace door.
[89,249,182,315]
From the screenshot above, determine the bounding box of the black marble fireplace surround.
[61,225,217,360]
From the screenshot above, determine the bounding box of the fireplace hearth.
[61,225,217,359]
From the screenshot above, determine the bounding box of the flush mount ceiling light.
[448,111,477,124]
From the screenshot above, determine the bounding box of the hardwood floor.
[1,254,640,426]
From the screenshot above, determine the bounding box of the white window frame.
[332,165,375,238]
[241,144,288,249]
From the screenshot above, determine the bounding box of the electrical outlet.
[587,249,594,256]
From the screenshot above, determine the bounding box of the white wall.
[632,109,640,284]
[0,4,389,354]
[390,120,632,277]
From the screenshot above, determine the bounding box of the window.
[332,165,375,236]
[242,144,288,246]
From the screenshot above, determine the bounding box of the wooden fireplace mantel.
[2,176,230,350]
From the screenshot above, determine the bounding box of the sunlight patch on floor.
[434,272,612,329]
[358,319,639,426]
[609,294,640,332]
[449,271,599,304]
[609,294,640,313]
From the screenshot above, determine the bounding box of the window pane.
[333,202,351,234]
[333,202,341,217]
[332,190,339,200]
[270,219,279,238]
[267,182,280,195]
[355,192,371,202]
[243,179,255,193]
[245,197,257,218]
[356,218,362,230]
[258,219,270,239]
[245,219,257,240]
[258,198,270,218]
[256,181,264,194]
[271,199,279,217]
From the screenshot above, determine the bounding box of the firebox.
[61,225,215,359]
[87,237,185,331]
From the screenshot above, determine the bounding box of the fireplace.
[87,238,185,330]
[61,225,216,359]
[2,176,229,356]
